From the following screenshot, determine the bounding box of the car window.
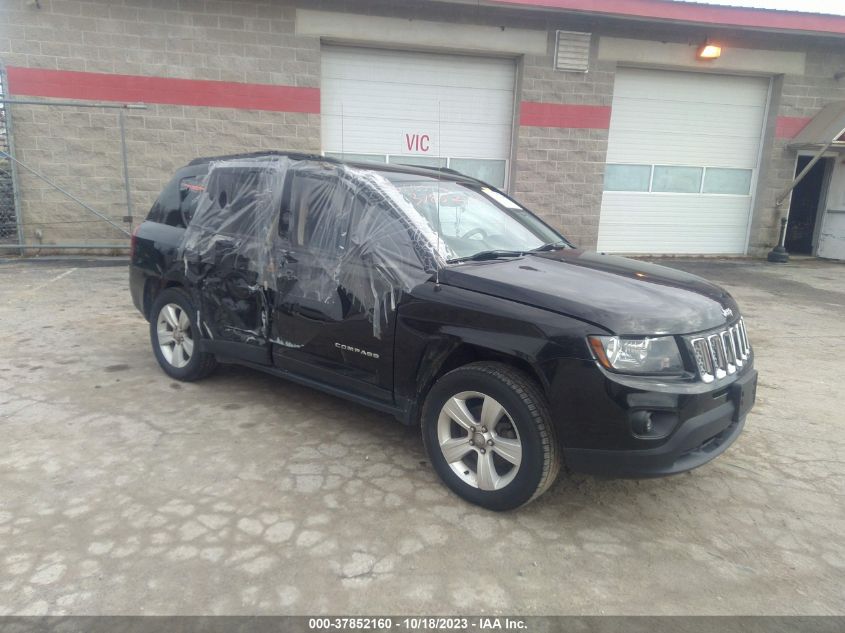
[283,166,355,254]
[384,177,565,259]
[148,167,207,228]
[192,166,276,238]
[178,176,205,226]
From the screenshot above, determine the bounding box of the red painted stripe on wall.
[489,0,845,36]
[6,67,320,114]
[775,116,812,139]
[520,102,611,129]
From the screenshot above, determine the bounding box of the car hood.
[438,250,740,335]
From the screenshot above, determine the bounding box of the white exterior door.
[597,68,770,254]
[817,155,845,260]
[321,46,516,188]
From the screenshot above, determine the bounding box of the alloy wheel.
[436,391,523,491]
[156,303,194,369]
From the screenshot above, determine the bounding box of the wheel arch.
[433,343,547,393]
[404,337,552,427]
[143,277,187,320]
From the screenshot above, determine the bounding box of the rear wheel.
[422,362,560,511]
[150,288,217,381]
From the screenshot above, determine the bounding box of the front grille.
[689,318,751,383]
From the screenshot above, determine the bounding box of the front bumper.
[548,359,756,478]
[563,399,747,477]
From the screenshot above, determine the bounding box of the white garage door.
[597,68,770,254]
[321,46,515,188]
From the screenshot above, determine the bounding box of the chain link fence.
[0,82,320,255]
[0,93,145,254]
[0,65,20,246]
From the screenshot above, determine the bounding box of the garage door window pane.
[703,168,753,195]
[449,159,507,188]
[324,152,387,164]
[652,166,703,193]
[604,165,651,192]
[390,156,447,169]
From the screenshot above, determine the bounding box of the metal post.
[767,217,789,263]
[119,108,133,231]
[0,66,25,255]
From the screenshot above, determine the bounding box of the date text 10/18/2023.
[308,617,529,630]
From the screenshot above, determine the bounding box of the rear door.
[270,163,398,402]
[183,164,278,364]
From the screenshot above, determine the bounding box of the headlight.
[588,335,684,374]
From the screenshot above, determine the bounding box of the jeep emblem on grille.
[722,307,733,318]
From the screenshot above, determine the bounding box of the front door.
[270,163,398,403]
[817,154,845,260]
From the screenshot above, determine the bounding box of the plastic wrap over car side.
[179,156,454,341]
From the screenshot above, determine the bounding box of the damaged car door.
[270,162,398,403]
[182,162,279,365]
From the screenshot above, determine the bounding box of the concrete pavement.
[0,257,843,615]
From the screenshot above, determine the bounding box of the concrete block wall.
[0,0,320,247]
[514,37,615,249]
[1,0,843,255]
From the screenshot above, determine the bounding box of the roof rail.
[188,150,329,166]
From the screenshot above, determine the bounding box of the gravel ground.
[0,256,843,615]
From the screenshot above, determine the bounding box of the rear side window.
[192,166,278,238]
[148,166,208,228]
[178,177,205,225]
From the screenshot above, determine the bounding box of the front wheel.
[149,288,217,381]
[421,362,560,511]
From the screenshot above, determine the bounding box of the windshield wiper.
[446,249,525,264]
[530,241,568,252]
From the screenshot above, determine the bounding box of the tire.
[421,362,560,511]
[149,288,217,381]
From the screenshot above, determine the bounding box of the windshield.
[382,175,567,262]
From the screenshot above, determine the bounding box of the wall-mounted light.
[697,41,722,60]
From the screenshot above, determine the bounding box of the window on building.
[449,159,507,189]
[392,156,447,169]
[604,164,752,196]
[323,154,508,189]
[651,166,703,194]
[702,168,753,195]
[604,164,652,192]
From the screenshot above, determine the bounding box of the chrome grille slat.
[720,330,736,374]
[687,317,751,383]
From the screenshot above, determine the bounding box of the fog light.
[630,410,654,436]
[629,410,679,439]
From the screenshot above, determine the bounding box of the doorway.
[785,155,833,254]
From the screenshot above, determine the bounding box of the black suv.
[130,151,756,510]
